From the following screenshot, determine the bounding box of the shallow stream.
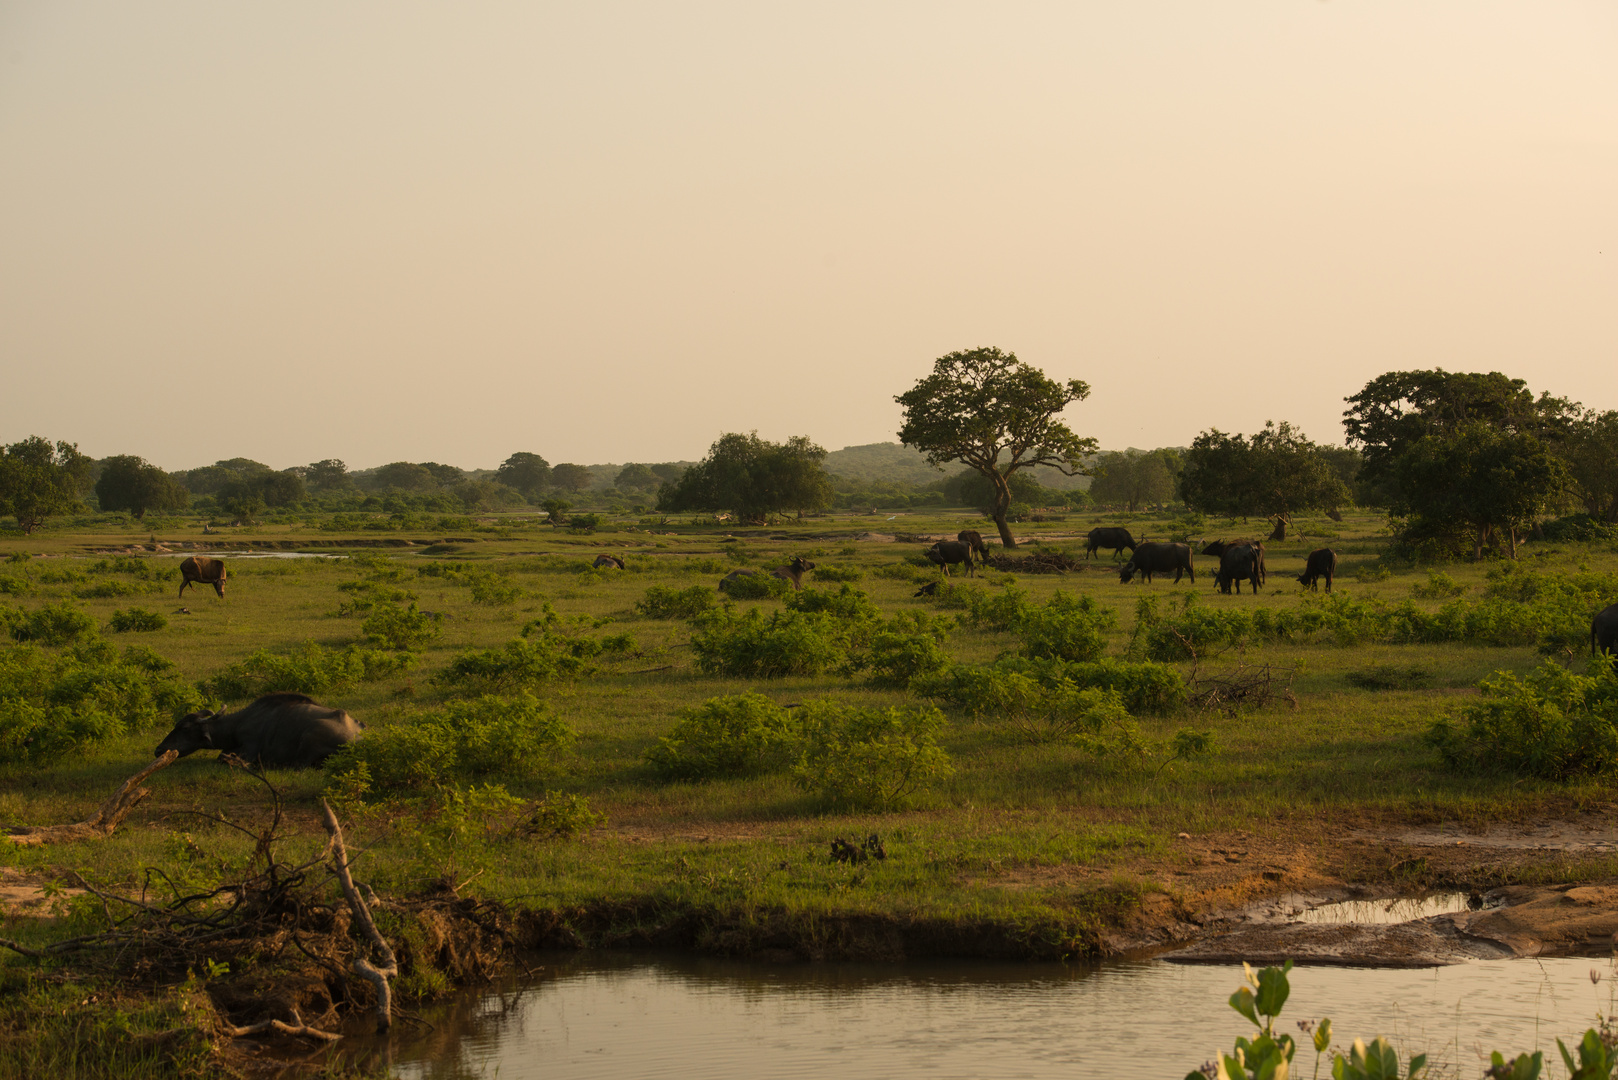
[336,951,1618,1079]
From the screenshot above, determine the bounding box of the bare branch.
[321,799,398,1033]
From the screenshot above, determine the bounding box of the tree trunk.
[989,471,1017,549]
[1508,527,1519,559]
[1268,518,1287,542]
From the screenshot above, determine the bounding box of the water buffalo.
[1085,527,1137,561]
[1593,604,1618,657]
[914,581,940,597]
[592,554,626,569]
[1119,542,1194,584]
[1201,540,1229,558]
[178,555,227,598]
[957,530,990,566]
[154,693,362,769]
[925,541,976,577]
[1215,545,1262,595]
[1297,548,1338,592]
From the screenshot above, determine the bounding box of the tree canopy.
[1178,421,1350,525]
[550,463,594,494]
[1392,421,1566,559]
[895,347,1095,548]
[1088,449,1181,511]
[0,436,92,534]
[303,459,352,491]
[94,456,189,520]
[615,464,660,493]
[1557,410,1618,524]
[495,452,551,497]
[658,432,832,523]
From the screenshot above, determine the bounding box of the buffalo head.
[154,708,223,759]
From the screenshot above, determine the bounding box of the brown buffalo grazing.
[1297,548,1338,592]
[154,692,362,769]
[592,554,626,569]
[178,555,227,598]
[1119,542,1194,584]
[925,541,976,578]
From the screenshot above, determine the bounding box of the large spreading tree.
[0,436,92,533]
[658,432,832,523]
[1343,368,1572,557]
[1088,448,1182,512]
[1178,421,1350,535]
[495,452,551,498]
[895,347,1096,548]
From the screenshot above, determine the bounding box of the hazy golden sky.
[2,2,1614,471]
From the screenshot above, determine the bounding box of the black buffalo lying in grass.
[1594,604,1618,656]
[178,555,227,598]
[592,554,626,569]
[1297,548,1338,592]
[154,693,362,769]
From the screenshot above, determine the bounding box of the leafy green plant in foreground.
[107,607,167,633]
[644,693,796,780]
[360,601,442,649]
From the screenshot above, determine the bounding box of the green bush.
[862,628,953,688]
[810,565,863,583]
[1426,657,1618,779]
[205,641,415,701]
[335,579,418,615]
[993,656,1187,714]
[325,693,573,798]
[1410,570,1466,599]
[1539,513,1618,542]
[961,581,1034,631]
[792,700,953,810]
[0,641,202,764]
[439,628,634,689]
[1016,591,1116,662]
[644,693,796,779]
[469,574,524,605]
[785,584,882,622]
[4,601,98,646]
[717,572,791,600]
[361,602,442,649]
[690,608,851,678]
[72,579,146,599]
[635,584,719,620]
[913,663,1146,750]
[108,607,167,633]
[518,790,606,838]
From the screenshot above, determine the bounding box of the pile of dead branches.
[1170,632,1299,717]
[0,758,404,1043]
[984,551,1088,574]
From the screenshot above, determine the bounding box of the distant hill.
[824,442,1096,491]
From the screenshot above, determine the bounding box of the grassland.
[2,505,1617,1072]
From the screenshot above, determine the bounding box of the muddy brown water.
[329,951,1618,1079]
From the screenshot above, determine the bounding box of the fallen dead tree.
[1170,630,1299,717]
[3,751,179,846]
[984,551,1087,574]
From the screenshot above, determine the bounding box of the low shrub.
[644,693,797,779]
[635,585,719,620]
[325,693,573,797]
[786,584,882,623]
[690,607,851,678]
[517,791,606,838]
[1016,591,1116,662]
[0,641,202,764]
[993,656,1187,714]
[1539,513,1618,543]
[717,573,792,600]
[1410,570,1467,599]
[1426,657,1618,779]
[862,628,953,688]
[913,664,1146,750]
[961,581,1034,631]
[1346,665,1434,691]
[361,603,442,650]
[108,607,167,633]
[439,629,633,689]
[205,641,415,701]
[792,700,953,810]
[72,579,146,599]
[335,579,418,615]
[810,565,863,583]
[3,601,98,646]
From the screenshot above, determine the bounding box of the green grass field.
[5,506,1618,1072]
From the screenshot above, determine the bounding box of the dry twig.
[4,751,179,846]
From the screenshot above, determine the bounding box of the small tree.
[550,463,594,494]
[1088,448,1181,511]
[94,455,188,519]
[895,347,1096,548]
[495,452,551,497]
[1393,421,1565,559]
[0,436,92,534]
[304,459,352,491]
[1178,422,1350,533]
[658,433,832,523]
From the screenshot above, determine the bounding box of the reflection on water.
[336,952,1618,1080]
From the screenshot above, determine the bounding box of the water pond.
[337,952,1618,1079]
